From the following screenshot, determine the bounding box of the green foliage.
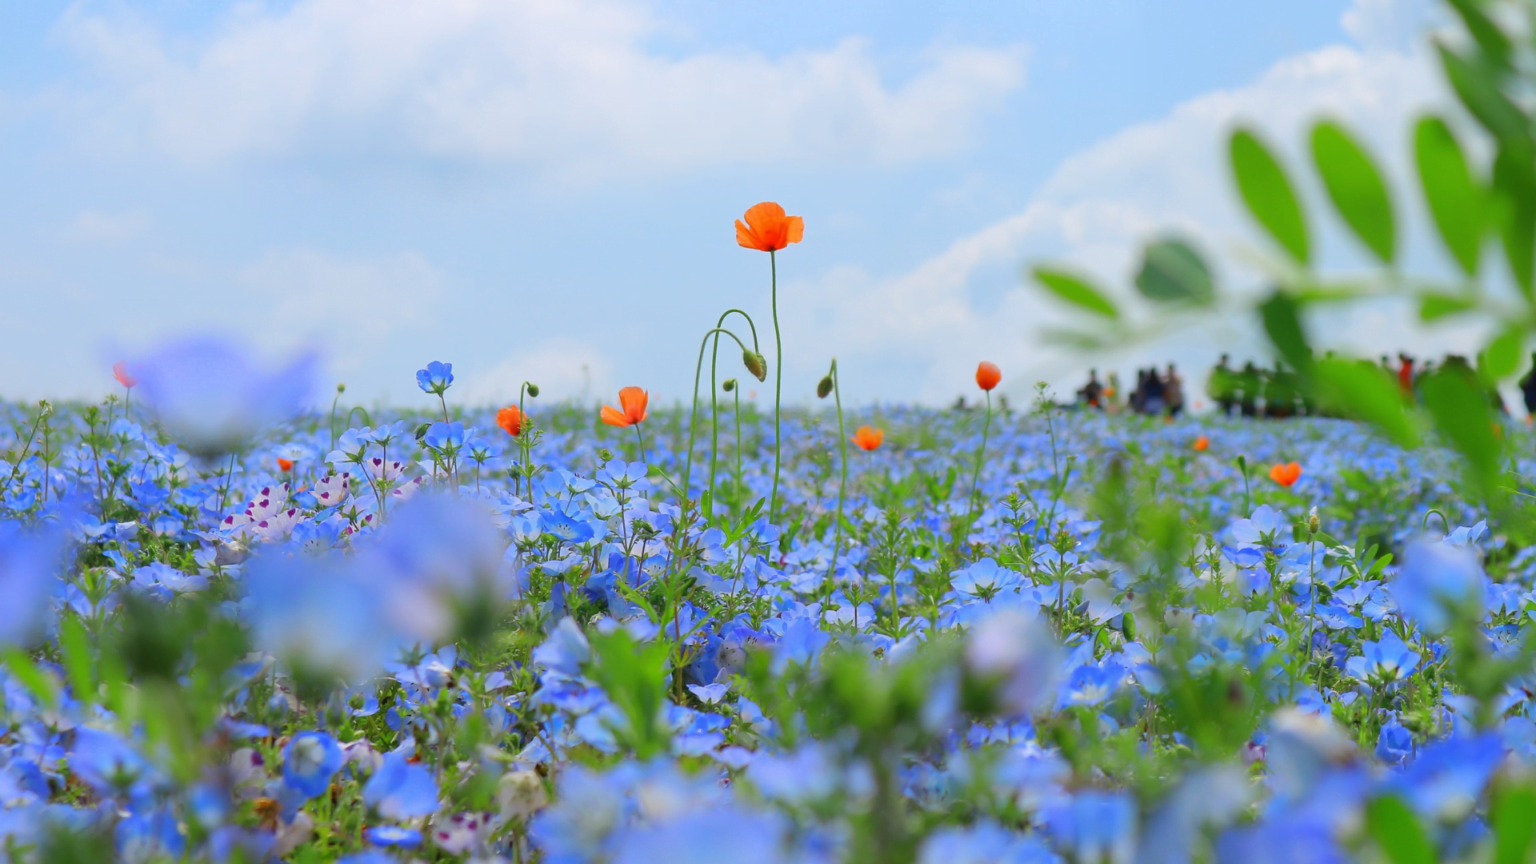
[586,628,672,759]
[1414,116,1487,276]
[1230,128,1310,264]
[1366,795,1435,864]
[1313,359,1420,449]
[1310,120,1395,263]
[1420,367,1503,496]
[1033,266,1120,319]
[1135,238,1215,305]
[1493,780,1536,864]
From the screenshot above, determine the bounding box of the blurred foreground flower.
[1268,461,1301,487]
[128,336,316,457]
[964,608,1061,716]
[975,361,1001,391]
[0,521,69,647]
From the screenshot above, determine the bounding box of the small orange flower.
[975,361,1001,391]
[600,387,649,428]
[1268,461,1302,487]
[1193,435,1209,452]
[276,458,295,472]
[851,426,884,451]
[497,405,524,437]
[735,202,804,252]
[112,361,137,388]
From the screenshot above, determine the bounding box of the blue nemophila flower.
[1345,632,1420,684]
[1042,790,1136,864]
[1215,819,1347,864]
[1391,537,1486,635]
[127,336,316,457]
[1376,720,1414,765]
[1389,734,1504,821]
[611,805,795,864]
[423,421,465,454]
[283,732,343,800]
[365,825,423,848]
[951,557,1022,602]
[245,552,395,683]
[964,608,1061,716]
[416,361,454,396]
[533,617,591,679]
[117,808,185,863]
[363,751,440,819]
[918,821,1057,864]
[0,521,68,647]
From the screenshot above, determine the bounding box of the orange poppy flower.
[851,426,884,451]
[497,405,524,437]
[112,361,137,389]
[1268,461,1302,487]
[276,458,295,472]
[600,387,649,428]
[735,202,804,252]
[1193,435,1209,452]
[975,361,1001,391]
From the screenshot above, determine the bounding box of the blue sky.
[0,0,1456,409]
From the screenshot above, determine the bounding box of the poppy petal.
[735,219,765,251]
[600,405,630,427]
[783,215,804,246]
[618,387,648,424]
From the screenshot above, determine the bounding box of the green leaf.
[1,648,57,710]
[1482,325,1525,381]
[1032,266,1120,319]
[1494,782,1536,864]
[1310,120,1395,263]
[1134,238,1215,304]
[59,616,94,706]
[1418,292,1478,322]
[1259,292,1313,377]
[1421,366,1504,496]
[1446,0,1513,71]
[1436,41,1530,146]
[1231,128,1310,264]
[1366,795,1435,864]
[1494,144,1536,297]
[1313,359,1420,449]
[1414,116,1487,276]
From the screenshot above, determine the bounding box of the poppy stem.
[708,310,761,519]
[963,390,993,539]
[827,360,847,582]
[769,249,783,524]
[684,327,753,499]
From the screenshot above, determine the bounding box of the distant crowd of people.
[1067,351,1534,418]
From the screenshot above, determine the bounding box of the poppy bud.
[816,375,834,399]
[336,382,346,394]
[723,379,737,393]
[743,350,768,382]
[527,383,541,398]
[1308,507,1320,535]
[414,423,430,441]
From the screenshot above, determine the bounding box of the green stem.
[733,388,744,517]
[328,387,343,453]
[828,361,848,581]
[684,327,753,497]
[769,249,783,523]
[963,391,994,539]
[708,309,761,519]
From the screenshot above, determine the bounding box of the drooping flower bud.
[722,379,737,393]
[816,375,834,399]
[526,383,541,398]
[743,351,768,382]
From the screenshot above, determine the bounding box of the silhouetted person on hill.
[1078,368,1104,409]
[1142,366,1166,415]
[1238,362,1260,417]
[1522,353,1536,415]
[1208,354,1236,416]
[1165,364,1184,417]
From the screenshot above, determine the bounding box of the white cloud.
[234,247,446,378]
[786,0,1470,406]
[459,338,612,407]
[52,0,1024,178]
[68,209,151,243]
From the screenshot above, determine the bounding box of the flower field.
[0,346,1531,863]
